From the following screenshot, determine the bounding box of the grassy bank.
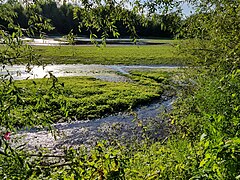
[4,70,174,128]
[32,45,189,65]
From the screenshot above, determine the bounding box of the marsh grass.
[32,45,189,65]
[12,69,175,126]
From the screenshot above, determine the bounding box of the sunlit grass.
[13,70,173,123]
[32,45,189,65]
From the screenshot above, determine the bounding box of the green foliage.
[169,69,240,179]
[0,0,58,130]
[170,1,240,178]
[181,0,240,72]
[0,1,16,26]
[3,0,181,37]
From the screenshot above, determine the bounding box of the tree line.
[1,0,181,38]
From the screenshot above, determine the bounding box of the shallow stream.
[16,97,174,152]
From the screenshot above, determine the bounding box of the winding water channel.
[15,97,174,152]
[3,64,179,151]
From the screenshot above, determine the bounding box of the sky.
[182,2,195,16]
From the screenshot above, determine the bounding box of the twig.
[29,153,66,158]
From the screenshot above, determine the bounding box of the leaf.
[200,133,207,141]
[199,159,207,167]
[204,141,210,149]
[236,175,240,179]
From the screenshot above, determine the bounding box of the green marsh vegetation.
[0,41,190,65]
[0,0,240,179]
[32,44,188,65]
[9,70,172,127]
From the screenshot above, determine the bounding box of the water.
[15,97,174,152]
[1,64,179,82]
[23,37,166,46]
[25,38,68,46]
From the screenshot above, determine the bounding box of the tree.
[172,1,240,178]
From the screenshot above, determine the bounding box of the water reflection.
[1,64,179,82]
